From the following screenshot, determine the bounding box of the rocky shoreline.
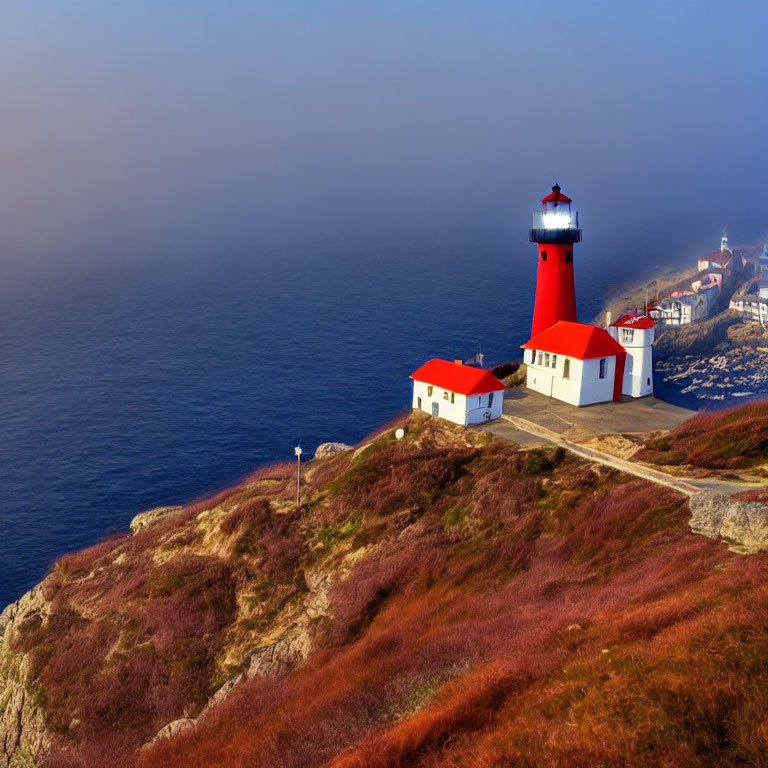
[656,346,768,401]
[654,314,768,403]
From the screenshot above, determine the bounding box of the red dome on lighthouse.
[541,183,572,205]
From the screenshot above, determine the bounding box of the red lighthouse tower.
[529,184,581,338]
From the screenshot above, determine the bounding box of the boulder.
[129,506,183,535]
[689,492,768,553]
[247,623,311,677]
[149,718,195,744]
[314,442,352,460]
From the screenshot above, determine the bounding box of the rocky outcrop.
[654,310,741,357]
[689,492,768,553]
[129,505,183,534]
[247,623,311,677]
[150,718,195,743]
[0,587,51,768]
[314,443,352,460]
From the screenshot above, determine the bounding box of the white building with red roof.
[521,321,627,406]
[409,359,504,425]
[607,314,655,398]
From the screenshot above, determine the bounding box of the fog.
[0,0,766,284]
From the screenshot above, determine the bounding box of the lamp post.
[294,445,303,509]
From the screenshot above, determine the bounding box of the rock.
[303,570,332,620]
[129,506,183,535]
[207,674,243,708]
[247,623,311,677]
[0,586,51,768]
[150,718,195,743]
[689,492,768,553]
[314,442,352,460]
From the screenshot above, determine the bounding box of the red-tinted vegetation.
[636,400,768,469]
[19,411,768,768]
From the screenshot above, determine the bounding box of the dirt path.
[498,414,759,498]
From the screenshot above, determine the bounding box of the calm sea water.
[0,242,686,608]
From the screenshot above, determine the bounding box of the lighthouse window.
[551,354,557,369]
[565,250,572,264]
[541,251,547,262]
[537,351,543,365]
[544,352,550,367]
[621,328,634,344]
[599,358,607,379]
[563,359,570,379]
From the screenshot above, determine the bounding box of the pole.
[294,445,302,509]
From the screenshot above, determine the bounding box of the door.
[431,402,439,417]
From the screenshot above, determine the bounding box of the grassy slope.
[636,401,768,472]
[15,412,768,768]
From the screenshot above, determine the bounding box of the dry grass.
[24,408,768,768]
[636,401,768,470]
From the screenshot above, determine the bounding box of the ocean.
[0,241,718,609]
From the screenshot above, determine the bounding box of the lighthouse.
[529,184,581,338]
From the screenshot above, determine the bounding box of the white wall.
[412,379,502,426]
[466,390,503,424]
[578,357,617,405]
[622,348,653,397]
[608,326,654,398]
[525,349,611,406]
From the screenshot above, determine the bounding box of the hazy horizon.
[0,0,766,288]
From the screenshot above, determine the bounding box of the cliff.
[3,411,768,767]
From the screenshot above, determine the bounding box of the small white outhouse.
[410,359,505,426]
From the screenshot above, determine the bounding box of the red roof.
[611,314,655,330]
[541,183,572,204]
[521,321,626,359]
[410,359,505,395]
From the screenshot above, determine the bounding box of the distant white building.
[607,314,654,398]
[730,278,768,325]
[410,359,504,426]
[521,321,628,406]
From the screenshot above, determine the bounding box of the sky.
[0,0,766,281]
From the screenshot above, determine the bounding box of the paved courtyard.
[486,388,695,444]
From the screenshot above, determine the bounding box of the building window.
[544,352,550,367]
[551,354,557,369]
[417,396,422,409]
[488,392,494,407]
[565,250,572,264]
[599,358,607,379]
[621,328,634,344]
[563,358,570,379]
[450,392,455,404]
[541,251,547,262]
[427,385,433,396]
[443,389,449,401]
[537,351,543,365]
